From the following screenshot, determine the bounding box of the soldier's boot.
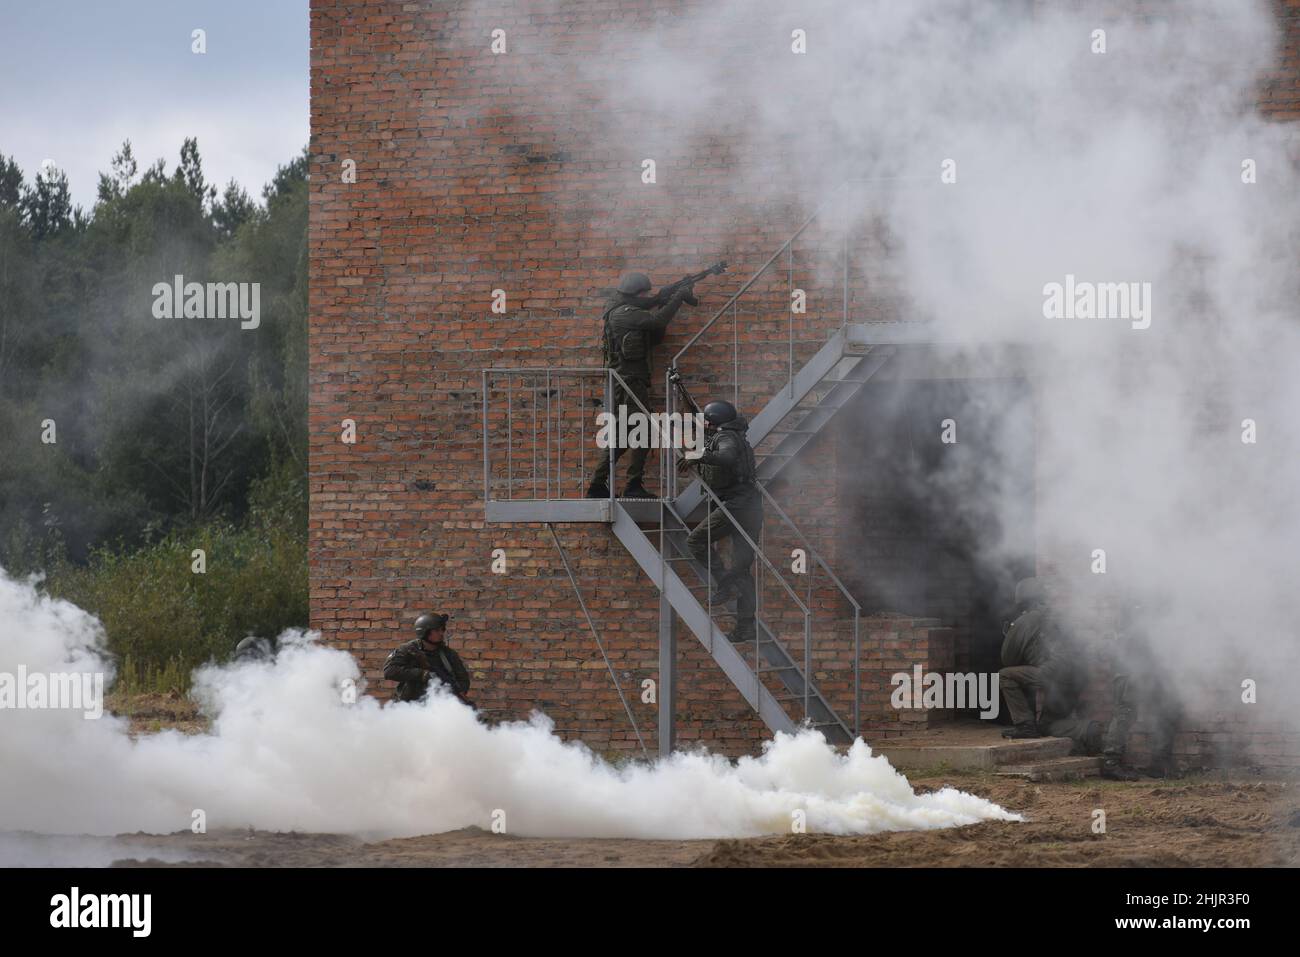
[727,620,757,643]
[586,481,610,499]
[620,479,655,499]
[1001,721,1043,739]
[1100,758,1142,781]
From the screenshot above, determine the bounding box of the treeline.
[0,139,309,687]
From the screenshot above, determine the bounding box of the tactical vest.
[697,428,756,494]
[602,304,647,367]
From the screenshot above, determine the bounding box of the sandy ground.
[17,771,1284,868]
[69,694,1297,868]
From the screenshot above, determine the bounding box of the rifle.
[667,365,701,416]
[667,366,704,471]
[652,261,728,308]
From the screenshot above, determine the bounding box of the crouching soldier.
[384,613,474,707]
[998,577,1097,747]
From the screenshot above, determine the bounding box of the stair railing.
[753,482,862,736]
[665,181,852,500]
[677,481,817,724]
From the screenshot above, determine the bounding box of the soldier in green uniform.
[586,271,694,500]
[685,400,763,644]
[384,613,473,706]
[998,578,1099,752]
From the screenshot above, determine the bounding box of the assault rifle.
[667,366,704,472]
[667,365,701,416]
[651,261,728,308]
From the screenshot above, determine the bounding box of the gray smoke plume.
[461,0,1300,743]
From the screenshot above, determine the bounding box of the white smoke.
[476,0,1300,733]
[0,569,1016,847]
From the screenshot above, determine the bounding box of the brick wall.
[309,0,1300,760]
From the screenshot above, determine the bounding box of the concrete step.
[988,736,1075,767]
[997,756,1101,782]
[875,735,1074,771]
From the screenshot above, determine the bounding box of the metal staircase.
[671,328,896,520]
[612,496,853,744]
[480,184,924,754]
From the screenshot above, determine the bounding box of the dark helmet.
[414,613,449,640]
[233,636,273,662]
[617,271,652,296]
[1014,577,1044,607]
[702,400,738,428]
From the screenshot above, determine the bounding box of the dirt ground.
[87,695,1300,868]
[73,770,1293,868]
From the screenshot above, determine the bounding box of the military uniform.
[589,290,689,493]
[686,414,763,639]
[998,583,1092,747]
[384,638,472,703]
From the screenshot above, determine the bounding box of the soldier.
[998,577,1097,750]
[232,636,275,663]
[586,271,694,500]
[685,400,763,643]
[383,613,474,706]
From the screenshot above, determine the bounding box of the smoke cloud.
[479,0,1300,735]
[0,569,1016,849]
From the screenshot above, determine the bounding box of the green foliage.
[44,503,307,691]
[109,655,190,698]
[0,140,310,680]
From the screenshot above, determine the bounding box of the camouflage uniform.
[384,638,471,704]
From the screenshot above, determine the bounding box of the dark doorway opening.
[836,374,1036,683]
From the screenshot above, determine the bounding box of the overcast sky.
[0,0,308,210]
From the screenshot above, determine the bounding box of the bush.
[43,497,306,692]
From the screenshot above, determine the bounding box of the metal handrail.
[670,196,832,369]
[753,480,862,736]
[664,487,809,618]
[483,365,671,503]
[591,374,822,723]
[664,182,852,500]
[754,482,860,614]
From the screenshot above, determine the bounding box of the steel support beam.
[658,539,676,757]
